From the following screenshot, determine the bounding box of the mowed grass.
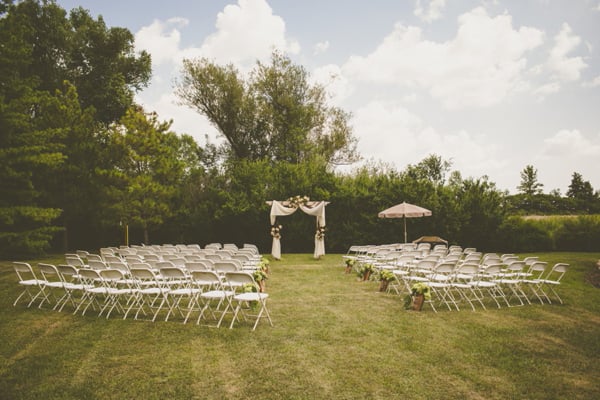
[1,252,599,399]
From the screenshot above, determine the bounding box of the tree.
[517,165,544,196]
[0,85,68,257]
[0,0,153,253]
[104,107,191,244]
[176,51,359,166]
[66,6,151,124]
[1,0,151,124]
[567,172,595,201]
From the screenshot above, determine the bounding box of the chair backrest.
[190,270,222,288]
[213,261,239,275]
[13,262,37,280]
[108,261,130,275]
[455,263,479,278]
[99,268,124,282]
[38,263,61,281]
[159,266,187,280]
[78,268,102,284]
[415,259,436,272]
[224,271,255,290]
[88,260,108,270]
[57,264,79,281]
[505,261,525,273]
[546,263,568,281]
[65,256,85,268]
[526,261,548,278]
[86,254,103,262]
[130,267,158,281]
[169,258,187,268]
[185,261,210,272]
[481,264,503,278]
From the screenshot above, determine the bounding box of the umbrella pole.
[404,216,407,244]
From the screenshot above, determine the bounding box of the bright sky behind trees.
[55,0,600,194]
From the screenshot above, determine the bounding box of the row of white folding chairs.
[13,262,272,330]
[67,251,261,272]
[385,260,568,312]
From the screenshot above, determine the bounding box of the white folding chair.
[194,271,235,327]
[12,262,48,308]
[156,266,197,322]
[538,263,569,304]
[225,272,273,331]
[37,263,66,309]
[125,267,167,321]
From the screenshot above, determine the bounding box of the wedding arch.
[267,196,329,260]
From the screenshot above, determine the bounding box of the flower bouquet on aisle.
[344,258,356,274]
[357,263,376,281]
[406,282,431,311]
[377,269,396,292]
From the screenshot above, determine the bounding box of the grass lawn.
[1,252,599,399]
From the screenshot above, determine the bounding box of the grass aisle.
[1,253,599,399]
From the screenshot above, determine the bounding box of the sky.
[55,0,600,194]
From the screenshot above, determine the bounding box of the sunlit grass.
[1,252,599,399]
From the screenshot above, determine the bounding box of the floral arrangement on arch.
[287,195,310,208]
[270,225,282,239]
[315,225,326,240]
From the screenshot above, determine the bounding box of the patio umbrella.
[378,202,432,244]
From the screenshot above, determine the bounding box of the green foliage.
[496,216,554,252]
[517,165,544,196]
[0,206,62,258]
[176,51,359,166]
[105,107,189,244]
[554,216,600,252]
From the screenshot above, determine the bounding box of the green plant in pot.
[253,269,268,292]
[344,258,356,274]
[357,263,376,281]
[406,282,431,311]
[377,269,396,292]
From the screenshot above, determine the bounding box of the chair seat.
[233,292,269,302]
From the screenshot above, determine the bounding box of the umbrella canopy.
[378,202,432,243]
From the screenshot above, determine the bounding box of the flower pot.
[379,280,390,292]
[362,271,371,281]
[345,265,352,274]
[412,294,424,311]
[258,280,266,293]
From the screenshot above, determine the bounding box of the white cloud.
[343,7,544,109]
[540,129,600,158]
[311,64,354,105]
[534,82,561,95]
[314,40,330,55]
[414,0,447,23]
[583,75,600,88]
[199,0,300,66]
[351,100,504,178]
[135,0,299,71]
[547,23,587,82]
[534,129,600,191]
[135,18,188,66]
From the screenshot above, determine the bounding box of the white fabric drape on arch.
[268,200,329,259]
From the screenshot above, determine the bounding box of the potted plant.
[409,282,431,311]
[357,263,376,281]
[259,257,270,274]
[377,269,396,292]
[241,282,259,310]
[253,269,268,292]
[344,258,356,274]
